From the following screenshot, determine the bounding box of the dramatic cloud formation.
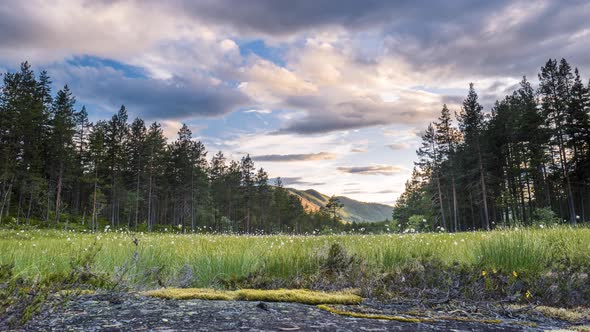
[337,165,405,175]
[252,152,337,162]
[1,0,588,204]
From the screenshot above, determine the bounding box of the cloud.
[341,189,365,195]
[239,58,318,104]
[337,164,404,175]
[50,63,249,120]
[387,143,410,150]
[252,152,337,162]
[269,177,325,187]
[376,189,396,194]
[163,0,406,36]
[350,148,367,153]
[277,93,442,134]
[244,108,272,114]
[383,128,420,137]
[0,0,195,63]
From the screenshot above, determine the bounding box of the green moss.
[142,288,363,305]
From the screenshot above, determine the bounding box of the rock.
[24,293,567,331]
[256,302,269,311]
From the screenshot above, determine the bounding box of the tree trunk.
[55,162,64,224]
[451,176,459,231]
[477,145,490,230]
[134,157,141,231]
[91,161,99,232]
[26,189,33,224]
[556,130,576,224]
[16,187,23,224]
[0,178,14,223]
[111,171,116,227]
[435,175,447,231]
[147,173,153,231]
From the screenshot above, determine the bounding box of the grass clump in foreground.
[142,288,362,305]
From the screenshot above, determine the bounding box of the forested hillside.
[286,188,393,223]
[395,58,590,231]
[0,62,339,233]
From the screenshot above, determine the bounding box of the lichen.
[317,305,505,324]
[237,289,362,305]
[56,289,96,297]
[317,304,421,323]
[141,288,235,301]
[141,288,363,305]
[535,306,588,322]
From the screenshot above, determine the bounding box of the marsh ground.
[2,227,590,330]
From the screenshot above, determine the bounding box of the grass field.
[1,226,589,290]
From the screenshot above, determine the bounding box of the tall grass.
[1,227,589,288]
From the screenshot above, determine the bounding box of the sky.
[1,0,589,206]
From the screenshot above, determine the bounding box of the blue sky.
[1,0,589,205]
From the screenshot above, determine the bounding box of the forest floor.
[21,292,589,331]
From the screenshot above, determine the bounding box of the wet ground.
[22,293,582,331]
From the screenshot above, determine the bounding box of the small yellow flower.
[525,290,532,299]
[512,271,518,278]
[492,268,497,274]
[481,270,487,277]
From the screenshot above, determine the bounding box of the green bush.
[532,207,562,227]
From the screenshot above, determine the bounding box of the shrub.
[532,207,562,227]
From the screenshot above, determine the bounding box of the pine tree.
[539,59,577,224]
[416,123,447,230]
[106,105,128,227]
[240,155,255,233]
[458,83,490,230]
[435,104,461,231]
[325,195,343,225]
[144,122,166,230]
[49,85,77,223]
[128,118,147,229]
[89,121,107,231]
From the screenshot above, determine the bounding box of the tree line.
[395,58,590,231]
[0,62,337,233]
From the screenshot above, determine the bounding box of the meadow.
[1,226,589,291]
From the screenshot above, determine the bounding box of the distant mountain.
[286,188,393,223]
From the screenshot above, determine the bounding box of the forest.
[0,62,339,234]
[395,58,590,232]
